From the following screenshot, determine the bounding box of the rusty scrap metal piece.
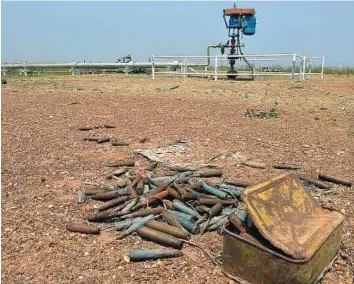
[114,219,137,231]
[111,141,129,146]
[162,199,174,210]
[121,197,139,214]
[161,211,184,230]
[242,161,266,169]
[172,200,202,219]
[83,137,99,141]
[167,166,195,172]
[97,196,131,212]
[121,207,164,219]
[200,180,229,200]
[298,174,330,189]
[173,183,187,196]
[111,199,133,212]
[195,170,223,178]
[181,192,200,201]
[66,221,100,234]
[168,187,180,199]
[243,172,344,259]
[146,220,190,240]
[117,215,155,240]
[111,167,129,178]
[195,205,211,214]
[125,249,183,262]
[168,210,196,222]
[224,179,252,188]
[97,137,110,144]
[239,232,262,245]
[222,223,343,284]
[147,161,159,171]
[273,164,301,170]
[199,198,237,206]
[139,136,149,143]
[137,226,184,249]
[228,213,247,233]
[317,172,352,187]
[129,174,143,197]
[105,161,135,167]
[137,190,170,207]
[208,216,229,231]
[78,127,93,131]
[173,216,200,234]
[83,187,107,195]
[209,203,224,217]
[146,179,175,197]
[136,180,144,195]
[90,191,120,201]
[86,210,114,222]
[103,124,116,129]
[189,181,202,190]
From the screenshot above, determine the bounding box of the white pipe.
[154,53,303,59]
[1,61,200,69]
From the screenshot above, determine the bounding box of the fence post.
[291,53,296,81]
[321,56,325,79]
[214,56,218,81]
[152,55,155,79]
[302,56,306,80]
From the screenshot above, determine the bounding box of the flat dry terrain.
[2,74,354,283]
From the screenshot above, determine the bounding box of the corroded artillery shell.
[66,221,100,234]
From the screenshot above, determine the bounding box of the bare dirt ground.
[2,74,354,284]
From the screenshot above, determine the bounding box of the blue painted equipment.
[222,3,257,80]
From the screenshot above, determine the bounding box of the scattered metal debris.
[245,108,280,119]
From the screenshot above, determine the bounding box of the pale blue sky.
[2,1,354,67]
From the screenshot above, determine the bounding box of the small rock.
[49,115,53,119]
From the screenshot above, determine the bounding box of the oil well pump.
[222,4,256,79]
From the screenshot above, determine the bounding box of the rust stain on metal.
[122,207,164,218]
[298,174,330,189]
[161,210,184,229]
[242,172,344,259]
[66,222,100,234]
[137,226,183,250]
[228,213,246,233]
[168,187,180,199]
[317,172,352,187]
[224,179,251,188]
[146,220,190,239]
[199,198,237,206]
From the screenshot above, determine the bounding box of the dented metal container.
[222,173,344,284]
